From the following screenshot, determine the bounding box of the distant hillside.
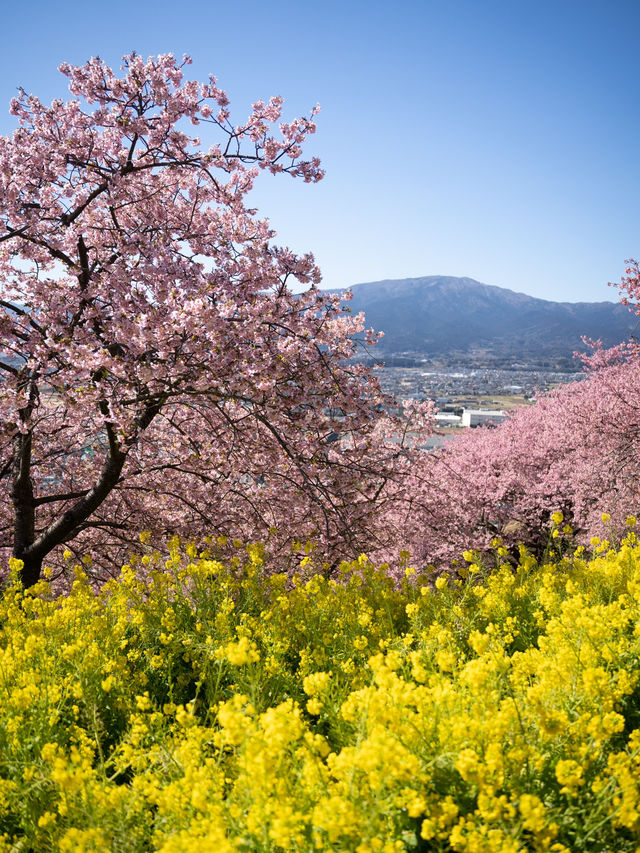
[331,276,636,363]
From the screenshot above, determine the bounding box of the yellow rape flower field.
[2,532,640,851]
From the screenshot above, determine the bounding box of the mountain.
[331,276,637,364]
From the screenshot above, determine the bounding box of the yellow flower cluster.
[1,534,640,849]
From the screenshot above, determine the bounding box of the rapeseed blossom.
[1,535,640,849]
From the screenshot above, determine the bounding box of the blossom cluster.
[1,532,640,850]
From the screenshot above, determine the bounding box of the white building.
[434,412,462,427]
[461,408,508,428]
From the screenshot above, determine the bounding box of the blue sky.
[2,0,639,302]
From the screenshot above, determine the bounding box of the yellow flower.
[38,811,56,829]
[217,636,259,666]
[135,693,152,712]
[519,793,546,832]
[435,648,457,672]
[555,759,584,795]
[303,671,331,696]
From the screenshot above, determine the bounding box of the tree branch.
[0,299,46,336]
[0,360,19,376]
[34,489,90,507]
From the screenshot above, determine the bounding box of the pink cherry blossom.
[398,329,640,570]
[0,54,430,587]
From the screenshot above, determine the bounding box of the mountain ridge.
[326,275,636,363]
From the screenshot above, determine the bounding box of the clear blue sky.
[2,0,639,302]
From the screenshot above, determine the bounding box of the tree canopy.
[0,54,430,586]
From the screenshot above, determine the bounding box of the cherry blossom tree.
[0,53,431,587]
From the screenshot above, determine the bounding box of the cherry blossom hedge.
[402,339,640,572]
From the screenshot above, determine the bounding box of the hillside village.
[375,363,582,442]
